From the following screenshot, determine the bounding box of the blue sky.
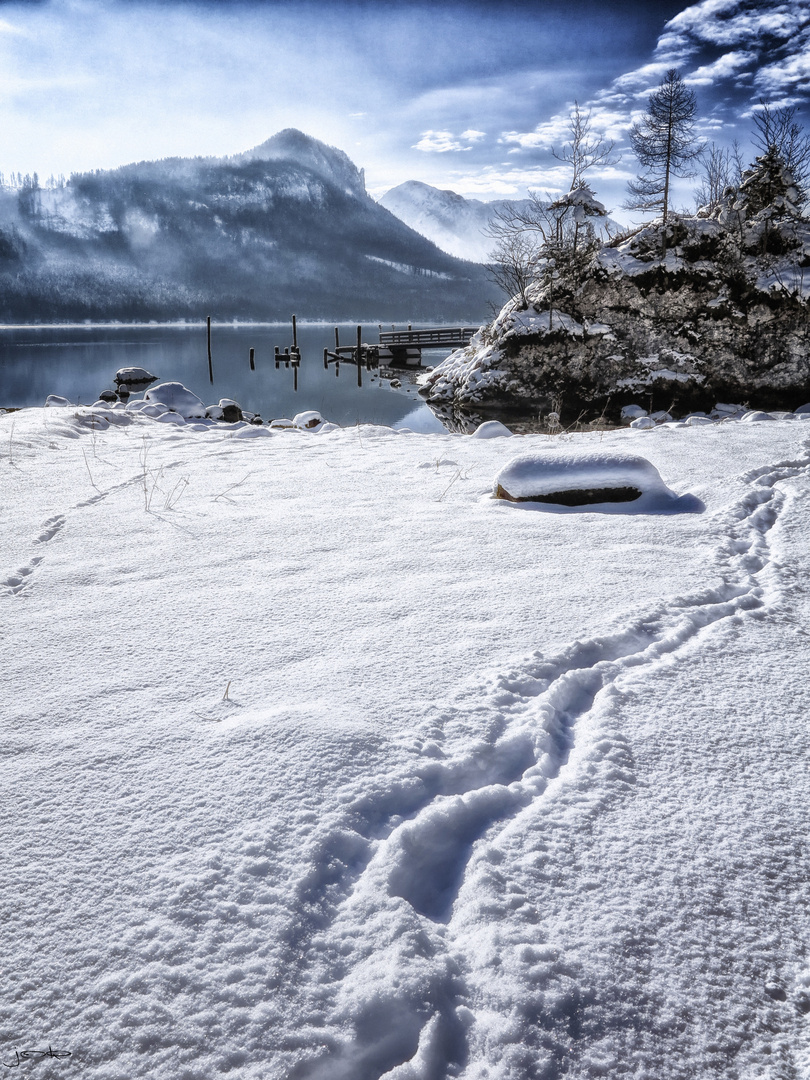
[0,0,808,220]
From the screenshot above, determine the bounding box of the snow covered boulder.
[470,420,513,439]
[114,366,157,389]
[293,410,326,430]
[45,395,72,407]
[144,382,206,418]
[493,451,698,511]
[218,398,243,423]
[621,405,647,422]
[630,416,655,429]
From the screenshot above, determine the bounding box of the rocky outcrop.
[420,151,810,417]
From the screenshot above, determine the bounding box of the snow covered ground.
[2,403,810,1080]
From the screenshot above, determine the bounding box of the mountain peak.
[235,129,366,195]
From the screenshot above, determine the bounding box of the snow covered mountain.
[378,181,531,263]
[0,131,496,322]
[232,128,366,197]
[379,181,623,263]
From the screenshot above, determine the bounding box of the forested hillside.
[0,130,498,322]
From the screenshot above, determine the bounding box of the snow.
[3,405,810,1079]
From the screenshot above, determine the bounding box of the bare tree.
[751,100,810,201]
[552,102,620,192]
[625,69,704,223]
[485,224,539,308]
[484,104,615,308]
[694,140,744,212]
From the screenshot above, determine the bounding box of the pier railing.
[378,327,479,349]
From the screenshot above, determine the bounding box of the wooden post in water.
[292,314,297,350]
[249,347,255,371]
[335,327,340,350]
[207,316,213,384]
[356,324,362,388]
[323,347,329,371]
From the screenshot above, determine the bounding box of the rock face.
[420,151,810,416]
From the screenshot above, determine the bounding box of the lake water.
[0,322,460,432]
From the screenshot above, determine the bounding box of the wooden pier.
[377,326,478,366]
[206,317,482,393]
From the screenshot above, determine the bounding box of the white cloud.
[661,0,809,49]
[684,50,757,85]
[611,61,679,94]
[412,130,482,153]
[501,104,631,154]
[754,27,810,93]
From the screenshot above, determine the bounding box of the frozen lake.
[0,322,452,431]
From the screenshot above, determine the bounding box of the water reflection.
[0,322,451,431]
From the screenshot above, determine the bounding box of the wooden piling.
[323,347,328,371]
[207,316,213,384]
[335,327,340,350]
[357,324,362,388]
[249,347,255,371]
[292,314,297,350]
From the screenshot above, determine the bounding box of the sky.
[0,0,808,219]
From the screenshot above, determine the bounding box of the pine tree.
[625,69,703,223]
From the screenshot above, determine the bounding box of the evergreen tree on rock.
[626,69,704,224]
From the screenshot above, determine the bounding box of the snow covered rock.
[741,410,776,422]
[470,420,513,439]
[421,162,810,417]
[293,410,325,430]
[126,400,169,417]
[493,450,687,509]
[218,398,243,423]
[144,382,206,418]
[114,366,157,389]
[630,416,655,429]
[45,395,72,407]
[621,405,647,421]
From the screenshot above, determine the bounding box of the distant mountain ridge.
[378,180,622,263]
[0,131,497,322]
[378,182,532,263]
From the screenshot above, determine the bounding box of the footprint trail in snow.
[279,443,810,1080]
